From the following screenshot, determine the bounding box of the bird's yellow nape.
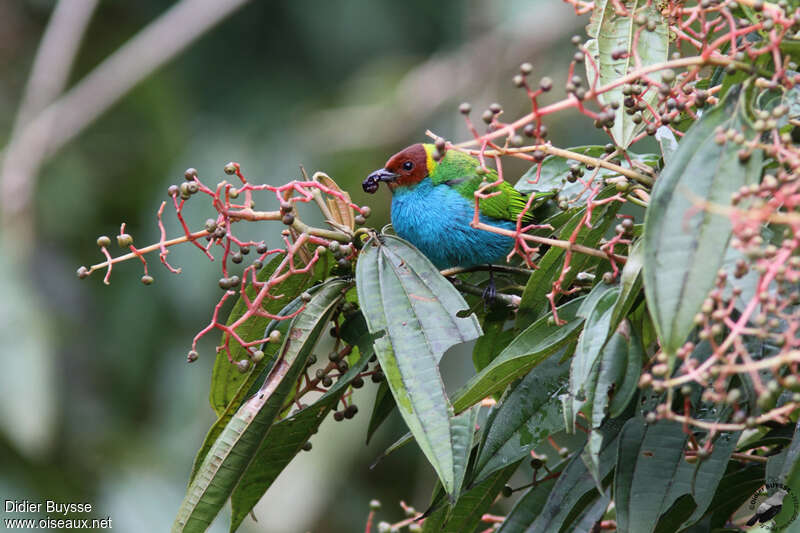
[422,144,437,176]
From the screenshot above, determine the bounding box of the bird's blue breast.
[390,178,516,269]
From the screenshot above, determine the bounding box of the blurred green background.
[0,1,594,531]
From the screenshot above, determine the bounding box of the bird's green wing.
[430,150,548,223]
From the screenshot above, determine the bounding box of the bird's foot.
[482,266,497,308]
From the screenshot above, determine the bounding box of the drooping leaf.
[173,279,348,532]
[190,290,313,484]
[515,145,659,198]
[452,297,585,413]
[610,239,644,332]
[643,85,762,362]
[366,381,395,445]
[608,323,644,418]
[585,0,669,147]
[569,283,620,429]
[227,311,375,532]
[470,354,569,486]
[209,252,327,416]
[355,234,482,498]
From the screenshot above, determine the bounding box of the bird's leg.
[482,264,497,307]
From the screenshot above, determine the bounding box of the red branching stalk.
[80,164,366,362]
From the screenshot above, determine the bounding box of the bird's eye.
[402,161,414,171]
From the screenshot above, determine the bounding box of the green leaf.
[615,419,688,533]
[707,464,765,528]
[643,85,762,361]
[610,239,644,332]
[515,145,659,197]
[472,306,515,372]
[173,279,348,532]
[209,252,327,416]
[779,421,800,490]
[355,234,482,498]
[227,311,375,532]
[470,355,569,485]
[516,187,622,328]
[496,460,567,533]
[189,291,311,485]
[429,462,519,533]
[614,418,740,533]
[608,323,644,418]
[585,0,669,147]
[501,415,625,533]
[569,284,620,429]
[366,381,395,444]
[452,297,585,413]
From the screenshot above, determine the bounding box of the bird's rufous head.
[362,143,436,194]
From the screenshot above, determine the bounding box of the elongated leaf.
[572,488,612,533]
[780,421,800,487]
[706,464,766,528]
[516,188,621,328]
[585,0,669,147]
[227,311,375,531]
[453,297,585,413]
[470,355,569,485]
[356,235,482,498]
[190,291,312,484]
[173,280,348,532]
[608,323,644,418]
[422,462,520,533]
[570,284,620,429]
[643,86,762,361]
[472,306,515,372]
[209,252,327,415]
[502,416,624,533]
[614,418,738,533]
[366,381,395,444]
[515,146,658,198]
[496,462,566,533]
[610,240,644,332]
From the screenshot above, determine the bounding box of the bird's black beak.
[362,168,398,194]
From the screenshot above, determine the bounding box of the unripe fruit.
[96,236,111,248]
[117,233,133,247]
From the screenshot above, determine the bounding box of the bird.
[362,143,541,271]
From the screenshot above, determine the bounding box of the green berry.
[224,162,237,175]
[187,350,199,362]
[141,275,154,285]
[96,236,111,248]
[117,233,133,247]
